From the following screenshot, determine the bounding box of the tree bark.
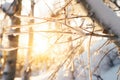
[2,0,21,80]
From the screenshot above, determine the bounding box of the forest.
[0,0,120,80]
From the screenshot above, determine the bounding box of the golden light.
[18,0,66,58]
[33,33,49,55]
[18,32,29,56]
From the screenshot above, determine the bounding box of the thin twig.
[6,30,75,35]
[48,39,84,80]
[95,39,110,53]
[54,0,73,16]
[56,36,82,44]
[87,23,95,80]
[43,0,54,15]
[93,46,117,73]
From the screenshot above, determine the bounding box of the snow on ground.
[74,38,120,80]
[14,38,120,80]
[101,65,120,80]
[56,66,74,80]
[15,71,51,80]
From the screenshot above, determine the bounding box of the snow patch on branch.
[82,0,120,36]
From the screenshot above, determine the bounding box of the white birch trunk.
[1,0,21,80]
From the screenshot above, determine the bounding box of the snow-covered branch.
[80,0,120,35]
[80,0,120,48]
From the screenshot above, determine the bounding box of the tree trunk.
[2,0,21,80]
[21,0,32,80]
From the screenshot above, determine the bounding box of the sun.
[33,33,49,55]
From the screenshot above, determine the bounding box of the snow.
[74,38,120,80]
[1,0,120,80]
[1,0,15,15]
[101,65,120,80]
[15,71,52,80]
[56,66,74,80]
[83,0,120,36]
[15,38,120,80]
[15,65,120,80]
[116,0,120,7]
[18,0,120,80]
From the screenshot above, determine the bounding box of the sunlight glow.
[33,33,49,54]
[19,0,65,57]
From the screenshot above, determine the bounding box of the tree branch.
[79,0,120,49]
